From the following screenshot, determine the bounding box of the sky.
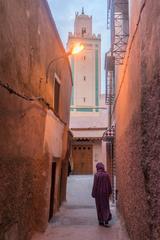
[47,0,110,93]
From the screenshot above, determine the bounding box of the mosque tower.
[67,8,101,111]
[67,9,107,175]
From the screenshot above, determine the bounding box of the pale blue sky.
[47,0,110,92]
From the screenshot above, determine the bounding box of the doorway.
[49,161,56,221]
[72,145,93,174]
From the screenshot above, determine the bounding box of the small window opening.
[82,27,86,37]
[54,77,60,115]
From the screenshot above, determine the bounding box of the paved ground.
[32,175,130,240]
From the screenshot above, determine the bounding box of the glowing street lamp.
[68,43,84,55]
[46,43,84,82]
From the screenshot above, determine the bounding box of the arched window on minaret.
[82,27,86,37]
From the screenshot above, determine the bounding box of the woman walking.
[92,162,112,227]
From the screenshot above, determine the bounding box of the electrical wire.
[0,80,67,125]
[0,80,51,110]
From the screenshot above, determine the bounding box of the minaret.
[67,9,101,113]
[67,10,105,175]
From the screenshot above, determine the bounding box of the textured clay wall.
[115,0,160,239]
[140,1,160,238]
[0,1,71,240]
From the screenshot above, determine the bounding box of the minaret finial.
[82,7,84,14]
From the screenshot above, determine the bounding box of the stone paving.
[32,175,130,240]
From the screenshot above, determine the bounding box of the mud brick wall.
[0,1,71,240]
[115,1,160,239]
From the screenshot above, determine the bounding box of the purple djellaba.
[92,162,112,227]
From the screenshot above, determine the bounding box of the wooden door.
[72,145,92,174]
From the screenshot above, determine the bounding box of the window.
[83,97,86,103]
[83,76,86,81]
[82,27,86,37]
[83,56,86,61]
[54,75,60,115]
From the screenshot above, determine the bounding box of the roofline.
[71,128,107,131]
[68,36,101,43]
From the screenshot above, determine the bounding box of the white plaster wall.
[70,97,108,129]
[70,112,107,128]
[72,130,105,138]
[93,142,106,173]
[74,46,95,106]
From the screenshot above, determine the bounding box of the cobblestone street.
[32,176,129,240]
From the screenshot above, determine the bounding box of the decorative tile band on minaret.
[71,56,74,106]
[95,49,99,112]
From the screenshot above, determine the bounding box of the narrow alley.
[32,175,129,240]
[1,0,160,240]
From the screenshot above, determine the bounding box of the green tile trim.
[71,57,74,105]
[70,107,93,112]
[77,108,93,112]
[95,49,99,112]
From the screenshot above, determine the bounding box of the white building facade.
[67,9,107,174]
